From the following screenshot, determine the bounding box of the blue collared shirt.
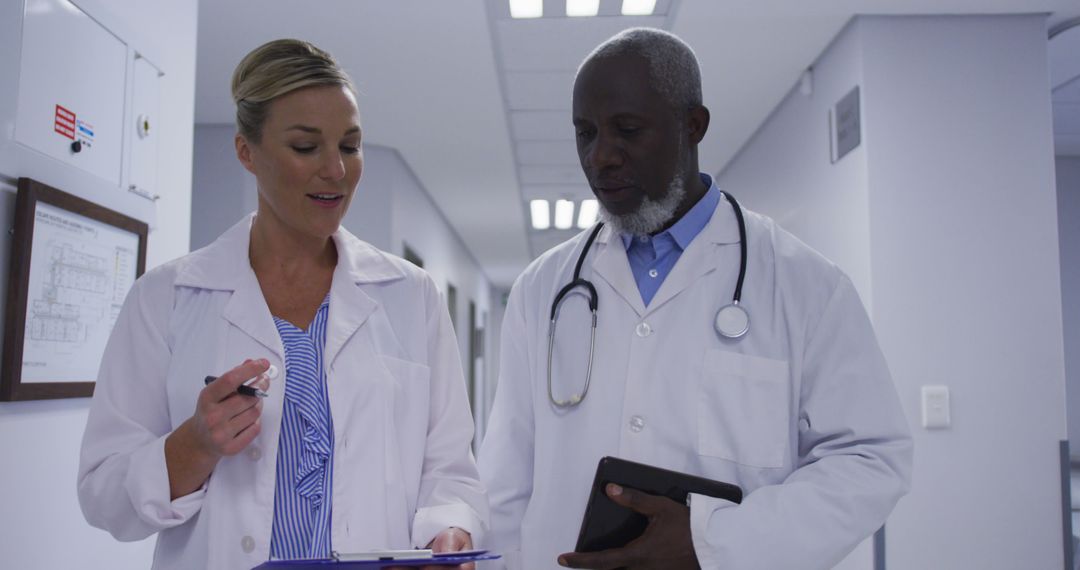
[620,173,720,306]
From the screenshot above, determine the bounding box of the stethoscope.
[547,191,749,409]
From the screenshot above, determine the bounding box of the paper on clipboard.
[252,550,501,569]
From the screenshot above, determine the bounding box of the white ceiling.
[195,0,1080,287]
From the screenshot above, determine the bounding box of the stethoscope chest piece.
[715,302,749,339]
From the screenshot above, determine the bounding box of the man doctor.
[478,28,913,569]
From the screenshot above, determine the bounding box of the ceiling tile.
[496,16,666,71]
[511,110,574,140]
[520,184,592,200]
[516,140,580,165]
[520,164,588,185]
[505,71,576,110]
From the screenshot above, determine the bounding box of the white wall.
[1059,157,1080,448]
[381,144,493,439]
[718,20,873,307]
[191,124,258,250]
[719,14,1068,570]
[861,16,1066,569]
[715,18,875,570]
[0,1,199,569]
[482,286,510,444]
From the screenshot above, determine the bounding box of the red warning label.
[54,104,75,140]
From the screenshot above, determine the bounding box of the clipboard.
[574,456,743,552]
[252,550,500,569]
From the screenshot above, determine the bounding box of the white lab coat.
[479,196,913,569]
[78,215,488,570]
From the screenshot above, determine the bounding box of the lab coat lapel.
[177,215,285,361]
[643,195,741,316]
[322,228,405,369]
[591,226,647,317]
[222,270,285,362]
[323,273,377,371]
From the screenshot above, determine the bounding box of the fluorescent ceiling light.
[566,0,599,17]
[509,0,542,19]
[621,0,656,16]
[577,199,599,229]
[554,199,575,229]
[530,199,551,230]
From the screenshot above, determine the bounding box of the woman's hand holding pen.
[164,359,272,500]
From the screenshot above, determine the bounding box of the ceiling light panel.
[621,0,656,16]
[509,0,543,19]
[496,17,664,71]
[554,199,575,229]
[530,199,551,230]
[577,199,599,228]
[566,0,599,17]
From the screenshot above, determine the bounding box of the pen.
[204,374,269,398]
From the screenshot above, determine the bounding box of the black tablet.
[574,456,743,553]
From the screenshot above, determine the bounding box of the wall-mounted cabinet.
[0,0,164,225]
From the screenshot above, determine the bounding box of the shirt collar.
[619,173,722,252]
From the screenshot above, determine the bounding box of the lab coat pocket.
[378,355,432,448]
[698,350,790,468]
[376,355,432,544]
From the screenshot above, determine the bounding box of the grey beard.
[599,173,686,239]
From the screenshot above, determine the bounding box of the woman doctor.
[78,39,486,569]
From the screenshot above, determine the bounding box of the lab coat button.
[241,535,255,553]
[629,415,645,432]
[246,446,262,461]
[799,417,811,432]
[635,322,652,337]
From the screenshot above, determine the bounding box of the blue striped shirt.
[269,297,334,560]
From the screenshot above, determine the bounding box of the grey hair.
[231,39,355,143]
[576,27,702,109]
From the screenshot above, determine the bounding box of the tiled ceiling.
[486,0,680,258]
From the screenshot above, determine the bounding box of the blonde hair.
[231,39,355,142]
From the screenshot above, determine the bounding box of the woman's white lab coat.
[479,199,913,569]
[78,216,487,570]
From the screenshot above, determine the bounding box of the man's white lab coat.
[78,216,487,569]
[479,197,912,569]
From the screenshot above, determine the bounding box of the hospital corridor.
[0,1,1079,569]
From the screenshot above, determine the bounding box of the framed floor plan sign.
[1,178,147,400]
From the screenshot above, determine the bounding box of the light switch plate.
[921,385,950,429]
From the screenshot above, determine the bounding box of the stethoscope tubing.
[547,191,748,408]
[724,191,748,306]
[547,224,605,408]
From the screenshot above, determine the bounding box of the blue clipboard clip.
[252,550,501,568]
